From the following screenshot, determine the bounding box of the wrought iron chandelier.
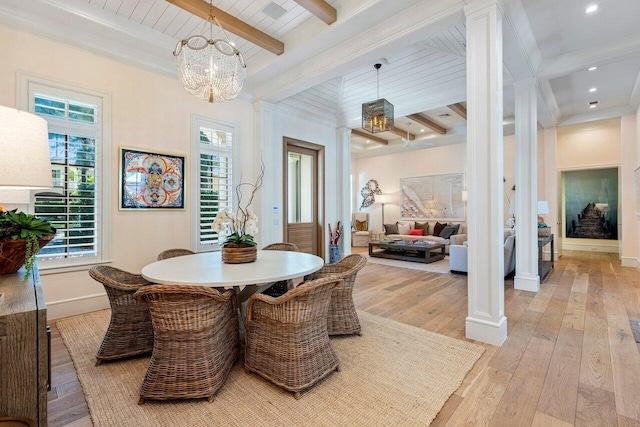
[173,1,246,103]
[362,63,394,133]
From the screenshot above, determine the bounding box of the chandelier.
[362,63,394,133]
[173,1,246,103]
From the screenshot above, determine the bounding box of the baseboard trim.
[514,274,540,292]
[465,315,507,346]
[47,293,109,321]
[621,257,640,269]
[562,243,619,253]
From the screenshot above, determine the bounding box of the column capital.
[252,100,275,113]
[464,0,502,17]
[513,77,538,92]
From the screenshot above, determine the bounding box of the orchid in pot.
[211,165,264,263]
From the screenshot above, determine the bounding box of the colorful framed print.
[120,147,185,209]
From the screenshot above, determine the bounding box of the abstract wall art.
[120,148,185,209]
[400,173,465,220]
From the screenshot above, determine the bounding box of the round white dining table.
[141,250,324,289]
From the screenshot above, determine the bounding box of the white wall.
[255,103,339,260]
[556,119,621,252]
[352,134,532,233]
[621,114,638,266]
[0,25,254,319]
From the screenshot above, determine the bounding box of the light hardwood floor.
[48,250,640,426]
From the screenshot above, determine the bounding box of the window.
[20,75,111,270]
[192,116,235,251]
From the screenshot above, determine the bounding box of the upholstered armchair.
[351,212,371,247]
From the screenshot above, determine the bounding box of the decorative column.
[514,78,540,292]
[465,0,507,346]
[253,100,277,246]
[543,127,561,260]
[337,127,352,253]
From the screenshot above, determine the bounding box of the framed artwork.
[564,167,618,240]
[400,173,465,220]
[636,166,640,215]
[119,147,185,209]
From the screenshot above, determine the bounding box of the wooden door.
[283,138,323,256]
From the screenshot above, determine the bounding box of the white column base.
[621,257,640,269]
[466,315,507,346]
[514,274,540,292]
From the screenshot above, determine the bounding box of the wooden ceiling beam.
[166,0,285,55]
[447,103,467,120]
[387,127,416,140]
[351,129,388,145]
[407,114,446,135]
[293,0,337,25]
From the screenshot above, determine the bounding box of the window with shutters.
[192,117,235,251]
[20,75,111,270]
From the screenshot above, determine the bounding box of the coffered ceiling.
[1,0,638,158]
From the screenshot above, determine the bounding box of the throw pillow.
[439,224,461,239]
[384,223,398,235]
[433,221,447,236]
[409,229,424,236]
[397,222,411,235]
[414,221,429,235]
[355,219,368,231]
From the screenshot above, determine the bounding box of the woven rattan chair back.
[156,248,196,261]
[134,285,239,404]
[261,242,300,296]
[262,242,299,252]
[304,254,367,336]
[244,276,342,399]
[88,265,155,365]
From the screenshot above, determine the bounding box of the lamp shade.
[0,105,52,189]
[461,190,468,202]
[537,201,549,215]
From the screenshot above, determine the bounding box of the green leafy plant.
[0,210,55,279]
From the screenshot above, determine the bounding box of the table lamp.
[0,105,52,190]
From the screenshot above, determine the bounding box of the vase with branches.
[212,164,264,262]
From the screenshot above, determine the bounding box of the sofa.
[449,228,516,276]
[383,221,466,254]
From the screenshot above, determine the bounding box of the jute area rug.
[365,254,451,274]
[57,309,484,426]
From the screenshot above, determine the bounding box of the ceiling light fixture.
[421,129,425,132]
[588,66,598,71]
[589,101,599,108]
[362,63,394,133]
[585,4,598,14]
[589,88,597,93]
[173,0,246,103]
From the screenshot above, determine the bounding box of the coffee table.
[369,240,446,264]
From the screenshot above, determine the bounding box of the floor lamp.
[378,194,388,227]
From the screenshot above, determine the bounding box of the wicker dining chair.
[261,242,300,297]
[134,284,239,405]
[244,276,342,399]
[157,248,196,261]
[88,266,155,366]
[304,254,367,336]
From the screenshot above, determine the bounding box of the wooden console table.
[538,234,554,282]
[0,269,49,426]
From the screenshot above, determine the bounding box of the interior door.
[284,139,322,256]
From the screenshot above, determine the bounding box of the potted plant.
[0,209,56,278]
[211,166,264,264]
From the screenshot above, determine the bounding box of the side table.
[538,234,554,282]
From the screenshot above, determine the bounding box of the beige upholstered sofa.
[351,212,371,247]
[384,221,466,254]
[449,228,516,276]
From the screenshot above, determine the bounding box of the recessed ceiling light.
[589,87,597,93]
[366,140,370,143]
[421,129,425,132]
[588,66,598,71]
[585,4,598,14]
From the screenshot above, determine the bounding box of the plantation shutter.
[198,124,233,248]
[32,93,99,261]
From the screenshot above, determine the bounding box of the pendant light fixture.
[362,63,394,133]
[173,0,246,103]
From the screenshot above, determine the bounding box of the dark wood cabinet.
[0,269,48,426]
